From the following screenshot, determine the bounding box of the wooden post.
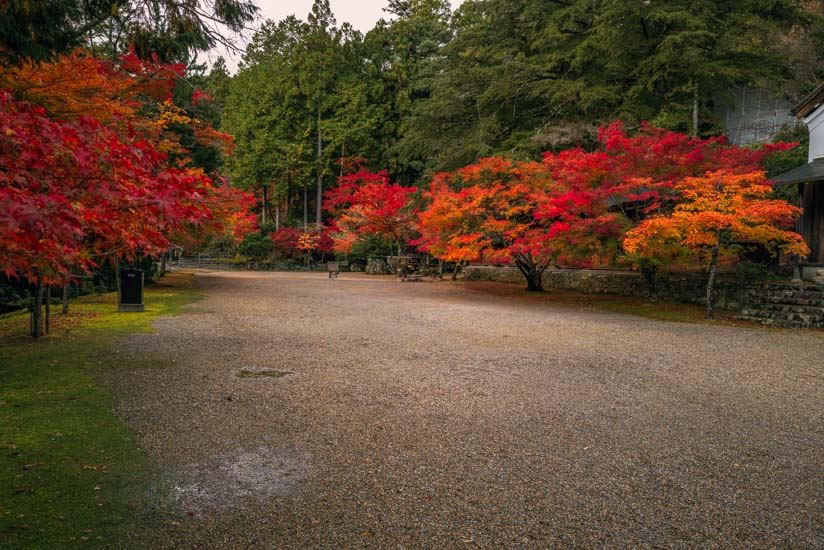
[793,182,804,281]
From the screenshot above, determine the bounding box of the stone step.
[746,293,824,305]
[739,308,824,325]
[737,312,824,329]
[746,302,824,313]
[762,283,824,293]
[753,284,824,296]
[760,296,824,307]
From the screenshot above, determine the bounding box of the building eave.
[794,82,824,119]
[772,158,824,185]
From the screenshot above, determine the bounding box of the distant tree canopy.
[221,0,453,229]
[398,0,816,172]
[221,0,824,209]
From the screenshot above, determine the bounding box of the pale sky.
[204,0,464,73]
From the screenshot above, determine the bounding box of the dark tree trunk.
[515,255,545,292]
[316,107,323,230]
[451,262,460,281]
[275,194,281,231]
[160,249,167,275]
[263,185,276,226]
[45,286,51,334]
[32,277,43,338]
[303,185,308,230]
[692,87,699,137]
[286,171,293,222]
[705,243,720,319]
[62,277,70,315]
[523,268,544,291]
[261,184,268,226]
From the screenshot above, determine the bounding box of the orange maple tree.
[416,158,556,290]
[623,171,808,317]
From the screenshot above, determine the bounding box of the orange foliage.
[623,171,808,266]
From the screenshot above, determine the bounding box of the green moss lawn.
[0,273,198,548]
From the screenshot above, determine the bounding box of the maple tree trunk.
[46,285,51,334]
[62,277,70,315]
[451,262,460,281]
[515,255,544,292]
[705,243,720,319]
[524,268,544,292]
[275,194,281,231]
[45,285,51,334]
[32,277,43,338]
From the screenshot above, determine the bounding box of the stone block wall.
[366,257,390,275]
[464,266,748,310]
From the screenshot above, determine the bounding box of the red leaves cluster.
[0,51,254,284]
[0,93,208,281]
[324,171,417,254]
[269,227,334,259]
[416,123,802,280]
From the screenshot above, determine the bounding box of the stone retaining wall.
[464,266,748,310]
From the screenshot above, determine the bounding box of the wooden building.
[774,83,824,280]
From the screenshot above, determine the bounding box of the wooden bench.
[327,261,340,279]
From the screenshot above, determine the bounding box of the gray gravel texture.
[105,271,824,548]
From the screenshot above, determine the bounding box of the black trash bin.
[118,268,145,312]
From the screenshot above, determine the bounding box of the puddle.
[147,446,307,515]
[236,369,293,379]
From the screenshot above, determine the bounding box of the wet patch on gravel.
[234,367,295,380]
[146,446,307,516]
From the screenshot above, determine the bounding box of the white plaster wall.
[805,106,824,162]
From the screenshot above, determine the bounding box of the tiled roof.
[772,158,824,185]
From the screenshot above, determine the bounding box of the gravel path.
[107,271,824,548]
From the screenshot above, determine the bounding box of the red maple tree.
[0,51,254,336]
[324,171,418,256]
[416,124,797,291]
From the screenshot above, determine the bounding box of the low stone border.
[464,266,748,310]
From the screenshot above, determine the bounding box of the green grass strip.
[0,273,199,548]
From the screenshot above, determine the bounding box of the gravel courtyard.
[108,271,823,548]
